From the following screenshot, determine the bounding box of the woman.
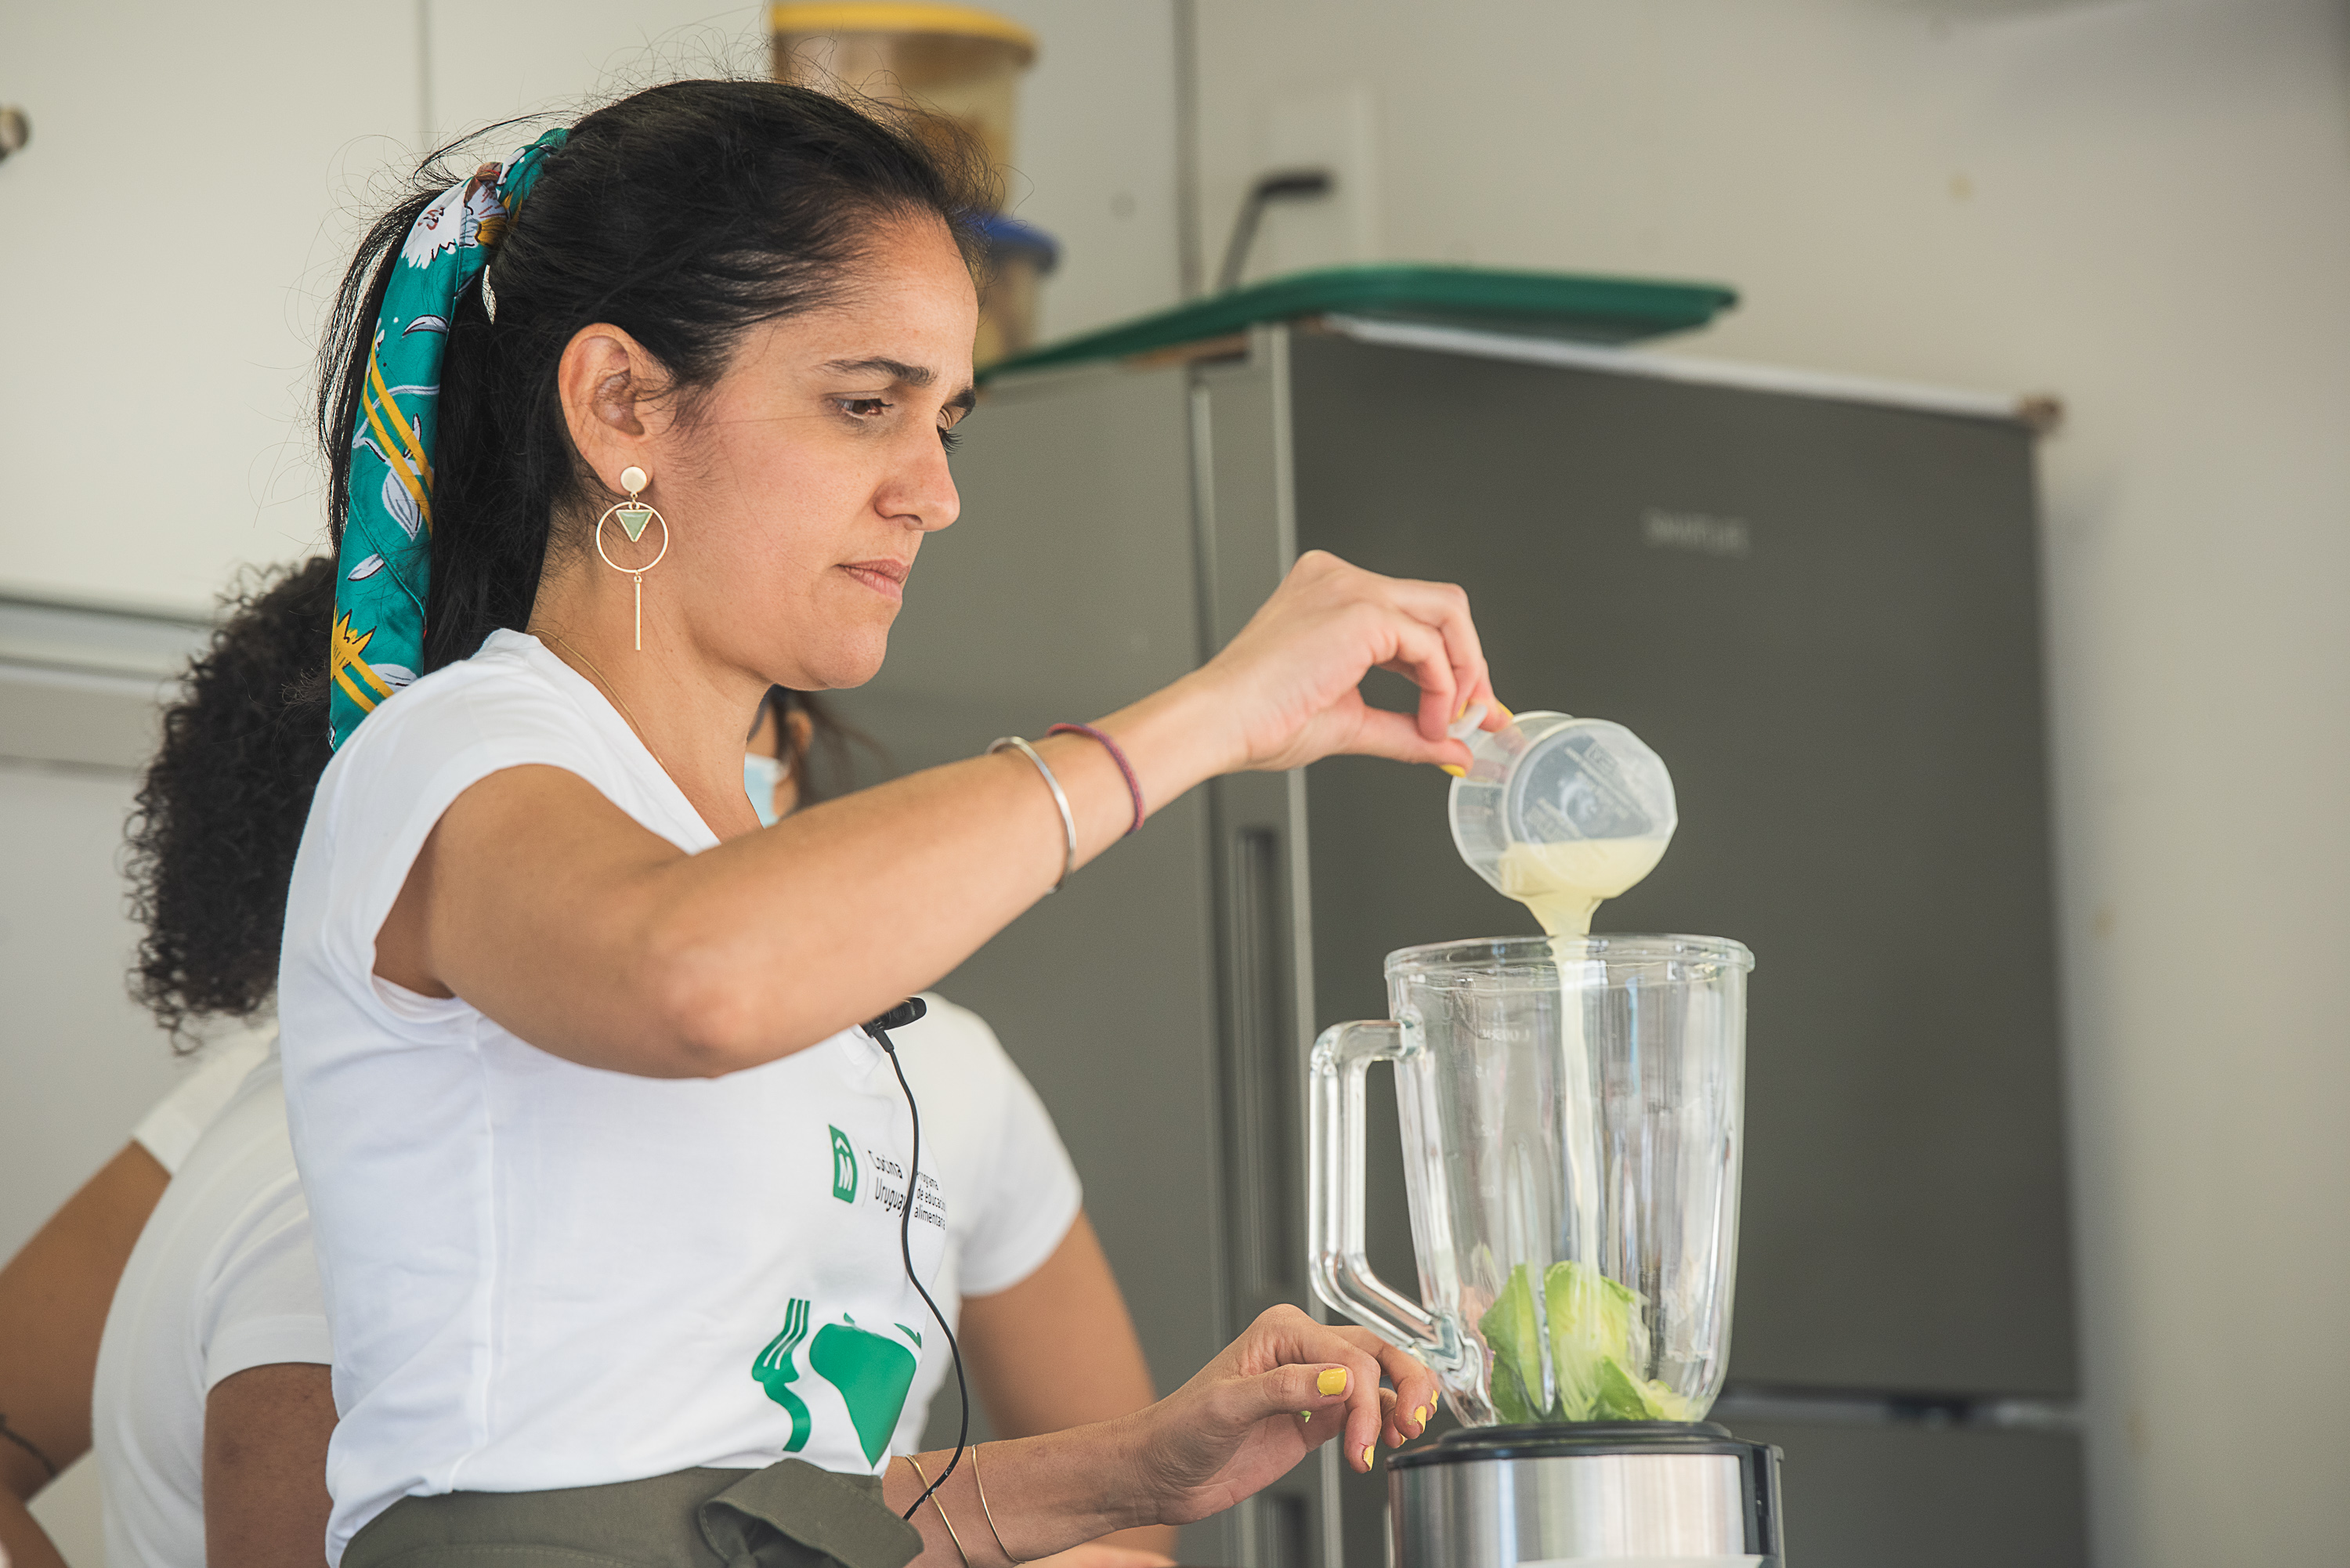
[273,79,1490,1567]
[24,573,1166,1568]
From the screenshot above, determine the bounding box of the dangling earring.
[594,464,670,651]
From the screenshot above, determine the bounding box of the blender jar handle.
[1308,1019,1447,1363]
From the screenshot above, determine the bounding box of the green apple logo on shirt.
[754,1302,919,1469]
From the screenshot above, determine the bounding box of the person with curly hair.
[0,558,333,1568]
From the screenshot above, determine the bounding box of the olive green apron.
[342,1458,922,1568]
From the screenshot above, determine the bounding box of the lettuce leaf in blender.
[1479,1261,1692,1422]
[1481,1263,1548,1423]
[1545,1260,1636,1418]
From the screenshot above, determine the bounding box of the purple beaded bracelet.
[1047,722,1146,836]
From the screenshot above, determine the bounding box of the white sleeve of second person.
[199,1174,331,1389]
[96,1060,328,1568]
[128,1025,275,1174]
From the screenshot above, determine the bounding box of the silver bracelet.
[989,736,1076,893]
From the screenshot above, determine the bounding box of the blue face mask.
[743,752,789,828]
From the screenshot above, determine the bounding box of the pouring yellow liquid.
[1496,836,1671,937]
[1494,833,1672,1416]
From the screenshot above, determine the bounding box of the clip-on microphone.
[862,998,970,1522]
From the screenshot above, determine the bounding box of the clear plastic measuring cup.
[1448,710,1679,935]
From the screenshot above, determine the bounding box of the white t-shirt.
[94,1038,329,1568]
[873,999,1083,1454]
[279,630,1071,1563]
[85,1003,1075,1568]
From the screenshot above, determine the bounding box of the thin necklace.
[539,629,662,768]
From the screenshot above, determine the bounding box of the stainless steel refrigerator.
[842,316,2084,1566]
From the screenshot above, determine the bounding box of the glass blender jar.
[1311,934,1783,1565]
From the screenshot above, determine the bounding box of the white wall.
[0,2,418,612]
[422,0,763,144]
[0,0,800,614]
[433,0,1184,341]
[985,0,1186,339]
[1191,1,2350,1561]
[0,0,1175,616]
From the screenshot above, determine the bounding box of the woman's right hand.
[1180,550,1501,777]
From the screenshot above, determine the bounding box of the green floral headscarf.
[329,129,567,750]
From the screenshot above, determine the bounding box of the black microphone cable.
[862,997,971,1523]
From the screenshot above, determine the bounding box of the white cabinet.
[0,0,774,612]
[0,2,420,609]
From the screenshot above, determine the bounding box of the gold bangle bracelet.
[971,1443,1018,1565]
[903,1453,971,1568]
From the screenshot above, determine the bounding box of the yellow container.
[771,2,1036,180]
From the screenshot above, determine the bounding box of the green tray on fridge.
[984,263,1737,380]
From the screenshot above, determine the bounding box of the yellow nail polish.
[1317,1367,1347,1396]
[1415,1404,1430,1425]
[1362,1443,1376,1468]
[1491,700,1515,722]
[1438,763,1466,778]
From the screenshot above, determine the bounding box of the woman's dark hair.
[129,80,988,1039]
[127,557,335,1044]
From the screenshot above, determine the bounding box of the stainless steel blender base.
[1387,1422,1784,1566]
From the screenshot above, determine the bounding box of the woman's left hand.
[1126,1304,1441,1526]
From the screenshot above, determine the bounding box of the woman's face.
[630,213,978,694]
